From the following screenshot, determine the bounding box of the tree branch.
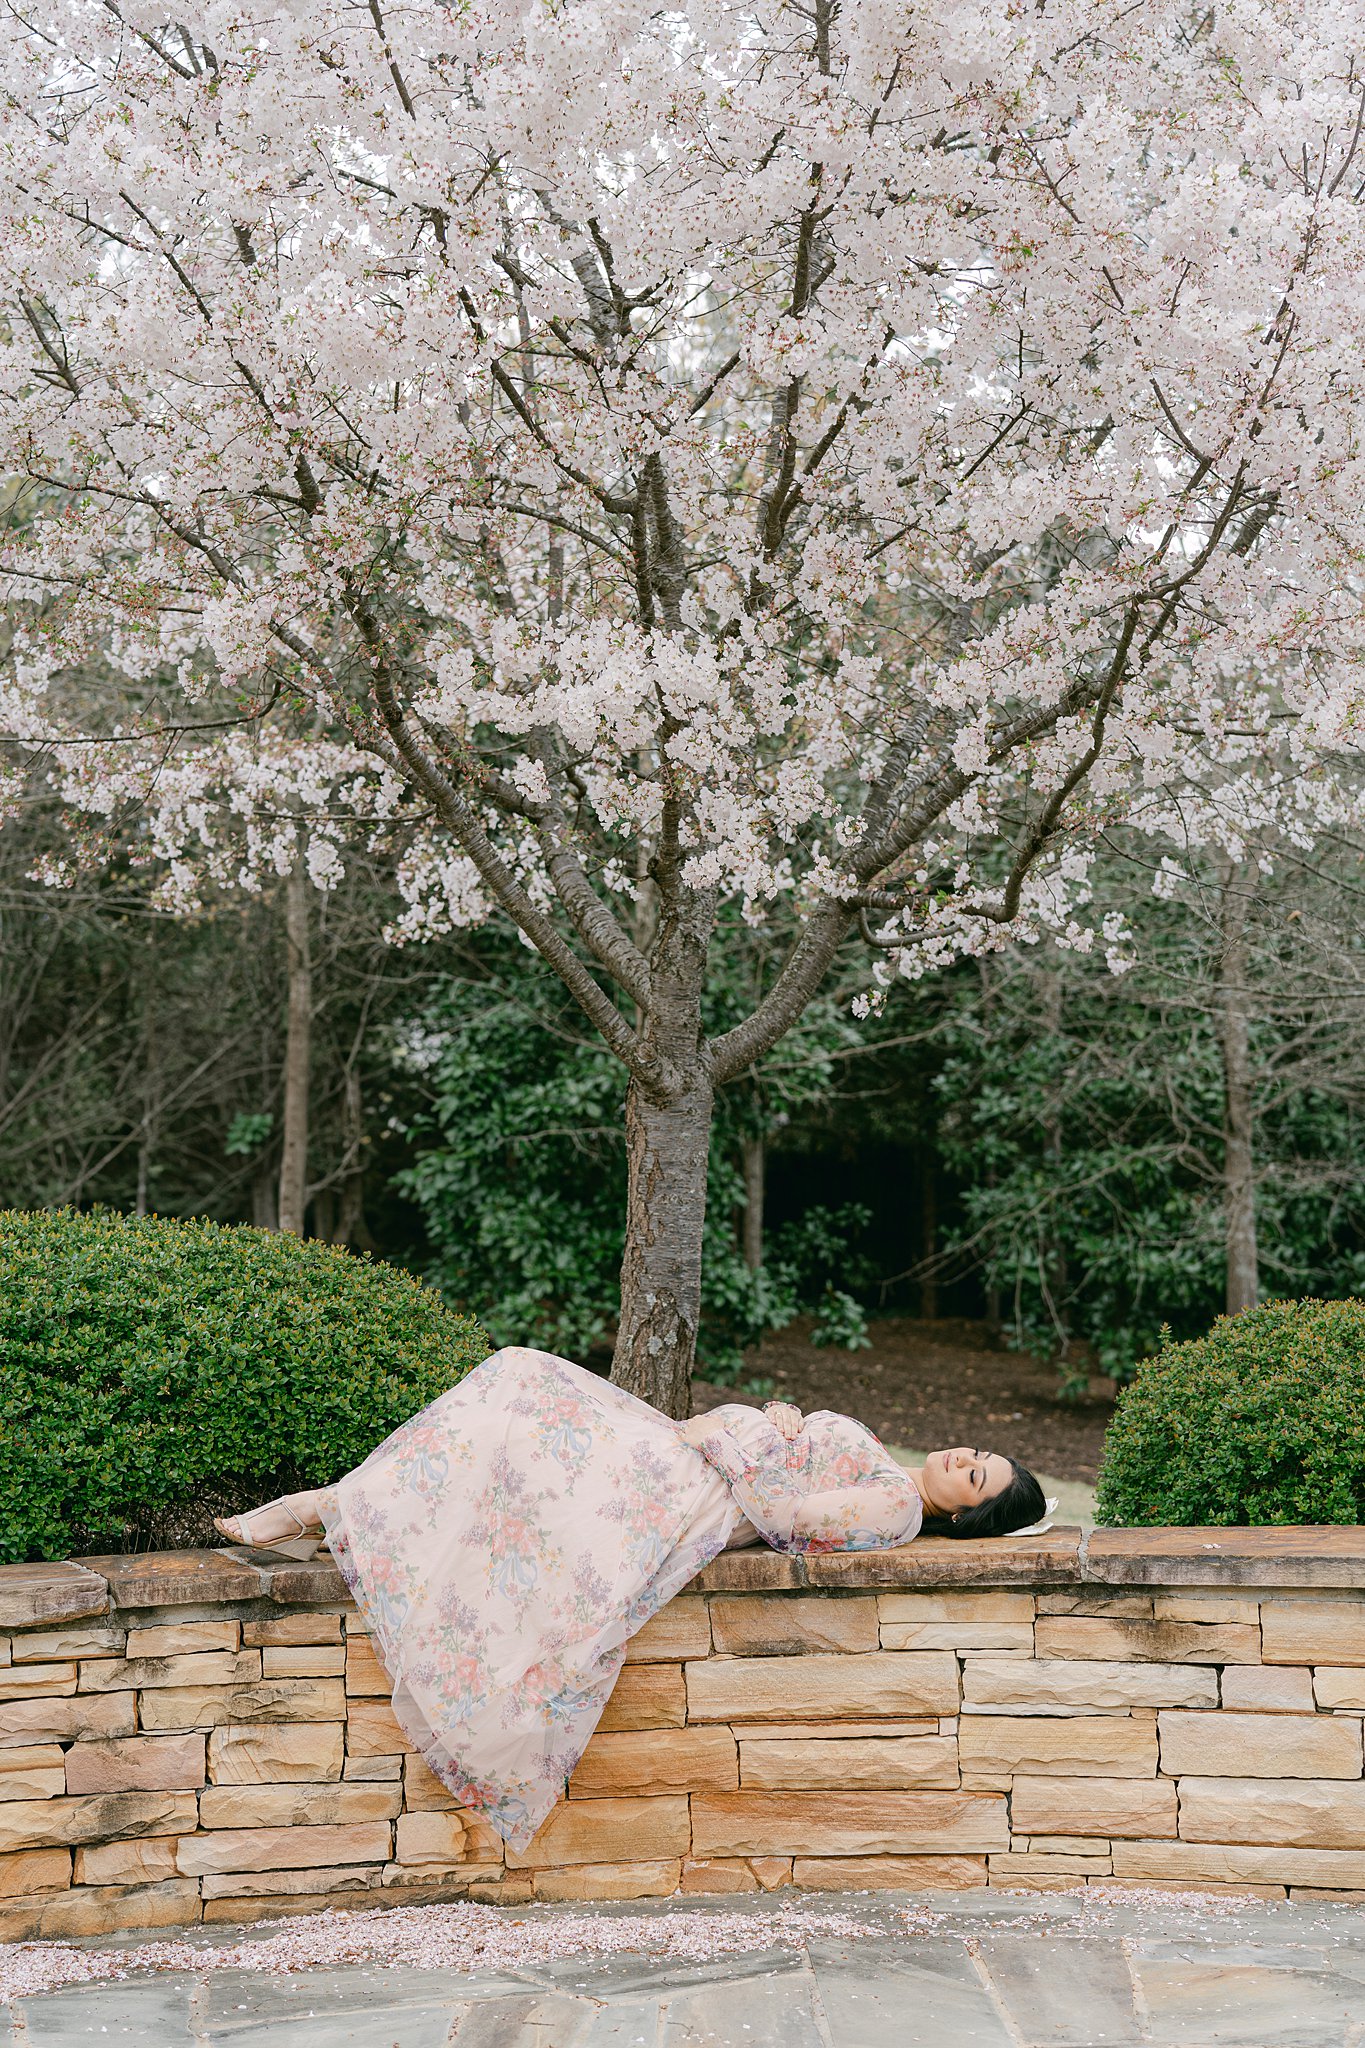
[527,735,654,1010]
[707,903,853,1082]
[329,584,673,1092]
[975,603,1140,924]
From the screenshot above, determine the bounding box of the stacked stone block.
[1,1528,1364,1934]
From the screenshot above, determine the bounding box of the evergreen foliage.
[394,938,875,1380]
[929,855,1365,1381]
[8,824,1365,1411]
[1095,1299,1365,1525]
[0,1208,489,1563]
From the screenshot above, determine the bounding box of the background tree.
[394,914,877,1378]
[927,829,1365,1380]
[9,745,1365,1397]
[5,1,1365,1410]
[0,761,432,1241]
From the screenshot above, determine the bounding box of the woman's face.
[922,1446,1012,1516]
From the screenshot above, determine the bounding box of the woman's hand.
[764,1400,804,1442]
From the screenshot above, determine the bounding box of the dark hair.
[921,1457,1047,1540]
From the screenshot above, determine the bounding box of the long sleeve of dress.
[695,1411,922,1554]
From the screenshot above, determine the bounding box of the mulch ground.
[691,1315,1117,1485]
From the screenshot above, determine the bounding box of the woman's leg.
[215,1489,324,1546]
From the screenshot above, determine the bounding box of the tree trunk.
[335,1064,374,1249]
[277,859,312,1236]
[741,1134,765,1271]
[977,959,1002,1329]
[135,1062,155,1218]
[251,1156,279,1231]
[135,934,159,1217]
[612,1070,714,1417]
[1218,869,1258,1315]
[1040,965,1068,1352]
[919,1151,939,1319]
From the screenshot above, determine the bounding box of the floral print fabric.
[319,1349,919,1849]
[698,1408,923,1553]
[320,1347,745,1847]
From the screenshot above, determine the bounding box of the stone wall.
[2,1526,1364,1936]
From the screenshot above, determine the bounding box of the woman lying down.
[216,1346,1047,1848]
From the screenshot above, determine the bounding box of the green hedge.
[0,1209,490,1562]
[1096,1298,1365,1526]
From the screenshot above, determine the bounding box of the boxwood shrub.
[0,1209,490,1562]
[1096,1297,1365,1526]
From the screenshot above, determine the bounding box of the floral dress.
[694,1406,924,1553]
[320,1346,922,1847]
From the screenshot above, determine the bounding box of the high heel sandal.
[212,1500,324,1560]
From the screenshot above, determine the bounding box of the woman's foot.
[213,1491,324,1556]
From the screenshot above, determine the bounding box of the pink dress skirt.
[320,1345,921,1847]
[319,1347,747,1846]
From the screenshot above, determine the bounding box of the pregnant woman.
[214,1347,1046,1846]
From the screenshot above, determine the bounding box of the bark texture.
[334,1065,372,1248]
[1218,870,1258,1316]
[613,1072,714,1418]
[741,1135,765,1272]
[277,859,312,1237]
[919,1152,939,1320]
[1040,965,1068,1348]
[135,990,158,1219]
[251,1155,279,1231]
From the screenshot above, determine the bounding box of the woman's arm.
[763,1401,804,1442]
[693,1426,920,1553]
[677,1401,800,1453]
[785,1482,922,1553]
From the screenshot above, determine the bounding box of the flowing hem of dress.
[319,1481,733,1850]
[317,1498,491,1809]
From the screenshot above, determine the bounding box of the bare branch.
[707,904,853,1083]
[331,582,674,1093]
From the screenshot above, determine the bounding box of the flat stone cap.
[694,1530,1084,1591]
[72,1549,266,1608]
[0,1559,110,1628]
[7,1525,1362,1614]
[693,1549,809,1592]
[805,1527,1085,1588]
[694,1526,1365,1592]
[1087,1524,1365,1587]
[252,1552,350,1605]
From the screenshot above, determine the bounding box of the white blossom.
[0,0,1360,1025]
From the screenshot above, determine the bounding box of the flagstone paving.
[5,1890,1365,2047]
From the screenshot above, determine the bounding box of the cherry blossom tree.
[3,0,1364,1411]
